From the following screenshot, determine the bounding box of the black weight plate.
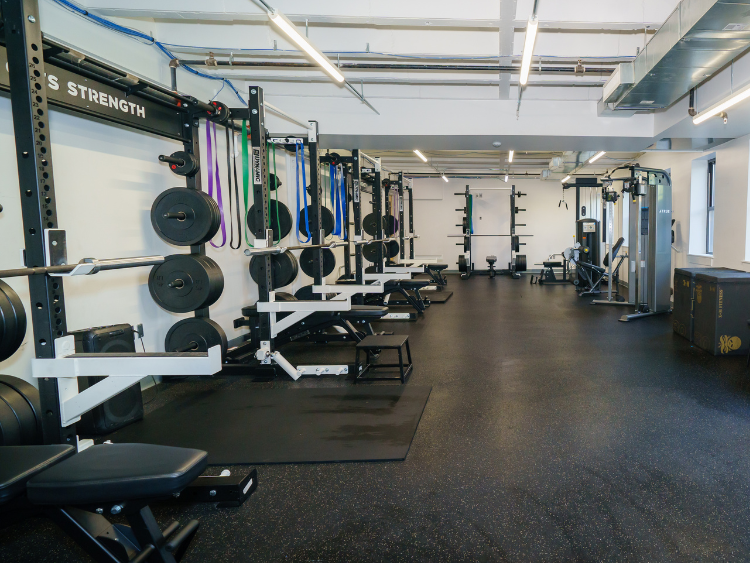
[247,201,293,241]
[383,214,398,236]
[516,255,527,272]
[165,318,228,358]
[165,151,200,177]
[249,250,299,289]
[512,235,520,253]
[0,383,37,445]
[387,240,400,259]
[362,213,379,237]
[149,254,224,313]
[208,101,230,124]
[0,394,21,446]
[298,207,335,238]
[363,241,386,263]
[269,173,282,191]
[365,265,376,273]
[0,375,42,444]
[458,255,468,273]
[275,292,297,301]
[299,248,336,278]
[0,281,26,363]
[295,285,336,301]
[151,188,221,246]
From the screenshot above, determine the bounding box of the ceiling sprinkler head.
[492,141,502,147]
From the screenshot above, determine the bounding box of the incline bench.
[1,443,210,563]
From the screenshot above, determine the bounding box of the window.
[706,159,715,254]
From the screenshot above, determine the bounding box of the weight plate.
[512,235,520,253]
[269,173,282,191]
[151,188,221,246]
[458,255,468,273]
[164,151,199,177]
[365,265,377,273]
[0,281,26,363]
[387,240,400,259]
[362,213,379,237]
[275,292,297,301]
[295,285,336,301]
[0,396,21,446]
[515,255,527,272]
[0,375,42,444]
[299,248,336,278]
[208,101,230,124]
[363,241,386,263]
[0,382,37,445]
[148,254,224,313]
[249,250,299,289]
[247,201,293,241]
[298,207,334,238]
[165,317,228,358]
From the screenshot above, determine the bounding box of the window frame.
[706,158,716,254]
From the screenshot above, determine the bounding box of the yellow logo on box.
[696,284,702,304]
[719,335,741,354]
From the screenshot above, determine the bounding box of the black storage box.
[693,271,750,355]
[673,267,734,341]
[68,324,144,435]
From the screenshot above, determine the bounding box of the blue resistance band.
[296,141,311,243]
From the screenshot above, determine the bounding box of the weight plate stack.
[148,254,224,313]
[515,255,527,272]
[162,151,199,177]
[249,250,299,289]
[0,281,26,363]
[298,207,335,238]
[383,214,398,236]
[295,285,336,301]
[247,201,293,241]
[0,374,42,446]
[151,188,221,246]
[299,248,336,277]
[165,317,228,358]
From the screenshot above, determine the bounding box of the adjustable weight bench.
[367,279,431,313]
[1,443,209,563]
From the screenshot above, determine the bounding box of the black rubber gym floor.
[4,274,750,562]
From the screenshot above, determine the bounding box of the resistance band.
[296,140,311,243]
[226,123,241,250]
[206,121,226,248]
[468,194,474,234]
[268,142,281,244]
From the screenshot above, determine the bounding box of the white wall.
[412,177,576,271]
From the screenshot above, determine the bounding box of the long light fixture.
[269,11,345,83]
[561,175,571,183]
[414,150,428,162]
[504,174,509,182]
[589,151,606,164]
[442,175,449,183]
[520,18,539,86]
[508,150,514,163]
[693,83,750,124]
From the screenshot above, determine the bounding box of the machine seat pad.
[427,264,448,271]
[340,305,388,319]
[384,280,430,290]
[0,445,75,505]
[543,261,563,267]
[27,444,208,506]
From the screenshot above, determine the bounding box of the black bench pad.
[427,264,448,271]
[0,445,75,505]
[27,444,207,505]
[384,280,430,290]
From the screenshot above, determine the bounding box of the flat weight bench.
[236,303,389,346]
[355,334,413,384]
[426,264,449,286]
[1,443,208,563]
[367,280,430,312]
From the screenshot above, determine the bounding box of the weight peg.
[159,151,199,177]
[148,254,224,313]
[165,317,228,358]
[151,188,221,246]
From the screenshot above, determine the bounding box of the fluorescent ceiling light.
[269,11,345,83]
[561,175,571,183]
[589,151,606,164]
[414,150,428,162]
[693,83,750,124]
[508,150,514,163]
[520,18,539,86]
[442,175,449,183]
[504,174,509,182]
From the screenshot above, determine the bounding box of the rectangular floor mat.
[103,385,431,465]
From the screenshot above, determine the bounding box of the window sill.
[688,254,713,266]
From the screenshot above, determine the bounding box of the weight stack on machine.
[70,324,144,435]
[576,218,600,283]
